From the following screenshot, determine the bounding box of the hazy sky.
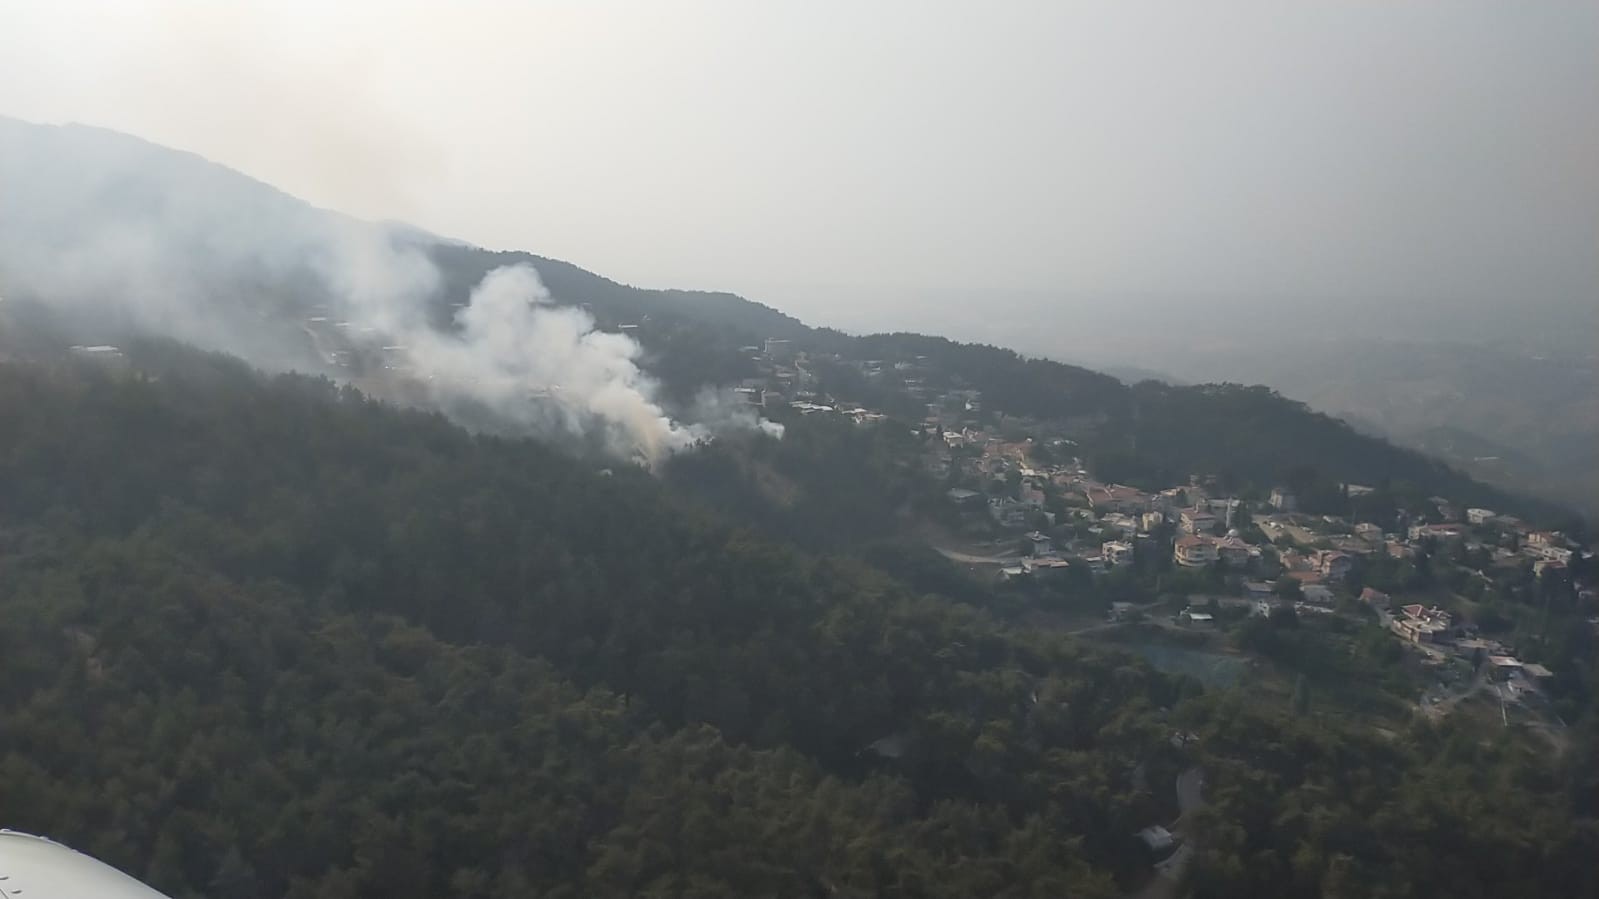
[1,1,1595,335]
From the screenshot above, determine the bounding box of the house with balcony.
[1173,534,1219,568]
[1179,506,1218,535]
[1313,549,1353,581]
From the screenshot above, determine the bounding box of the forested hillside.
[1099,382,1541,515]
[1,116,1566,521]
[423,243,1562,521]
[0,335,1593,898]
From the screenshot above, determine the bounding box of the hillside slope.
[0,115,1572,522]
[0,334,1592,898]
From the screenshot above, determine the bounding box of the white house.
[1103,541,1135,567]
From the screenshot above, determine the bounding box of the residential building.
[1391,604,1452,643]
[1087,484,1150,515]
[989,497,1034,528]
[1466,508,1497,526]
[1331,537,1376,557]
[1408,523,1465,546]
[1179,506,1218,535]
[1386,540,1416,559]
[762,338,794,362]
[1527,530,1568,549]
[1208,498,1242,527]
[1173,535,1219,568]
[1269,487,1298,511]
[1486,655,1523,681]
[1243,581,1275,600]
[1353,522,1385,544]
[1102,541,1135,568]
[1152,488,1186,513]
[1301,584,1335,605]
[1025,531,1054,557]
[1101,513,1141,537]
[1527,544,1574,565]
[1022,557,1072,579]
[1533,558,1567,579]
[1278,549,1311,573]
[1359,587,1391,608]
[1313,549,1353,581]
[1214,535,1252,568]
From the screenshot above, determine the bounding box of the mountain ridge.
[0,115,1574,522]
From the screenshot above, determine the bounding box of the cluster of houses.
[732,338,821,413]
[730,334,1594,713]
[937,430,1592,633]
[739,334,1593,680]
[732,339,929,427]
[1356,589,1554,681]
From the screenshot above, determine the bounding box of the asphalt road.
[1131,767,1206,899]
[1175,767,1206,820]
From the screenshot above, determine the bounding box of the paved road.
[1131,767,1206,899]
[1175,767,1205,820]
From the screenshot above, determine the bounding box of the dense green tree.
[0,339,1589,898]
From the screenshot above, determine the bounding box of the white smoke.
[688,385,786,440]
[0,118,783,465]
[402,263,706,464]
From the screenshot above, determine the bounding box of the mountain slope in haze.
[0,116,1572,522]
[1241,339,1598,517]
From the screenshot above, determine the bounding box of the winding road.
[1132,767,1205,899]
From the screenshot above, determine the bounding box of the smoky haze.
[0,0,1593,355]
[0,1,1592,353]
[0,118,780,463]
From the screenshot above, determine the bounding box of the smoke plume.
[403,263,708,463]
[0,117,780,464]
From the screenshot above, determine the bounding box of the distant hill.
[1152,337,1598,518]
[0,116,1572,522]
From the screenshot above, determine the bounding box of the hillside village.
[729,335,1596,731]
